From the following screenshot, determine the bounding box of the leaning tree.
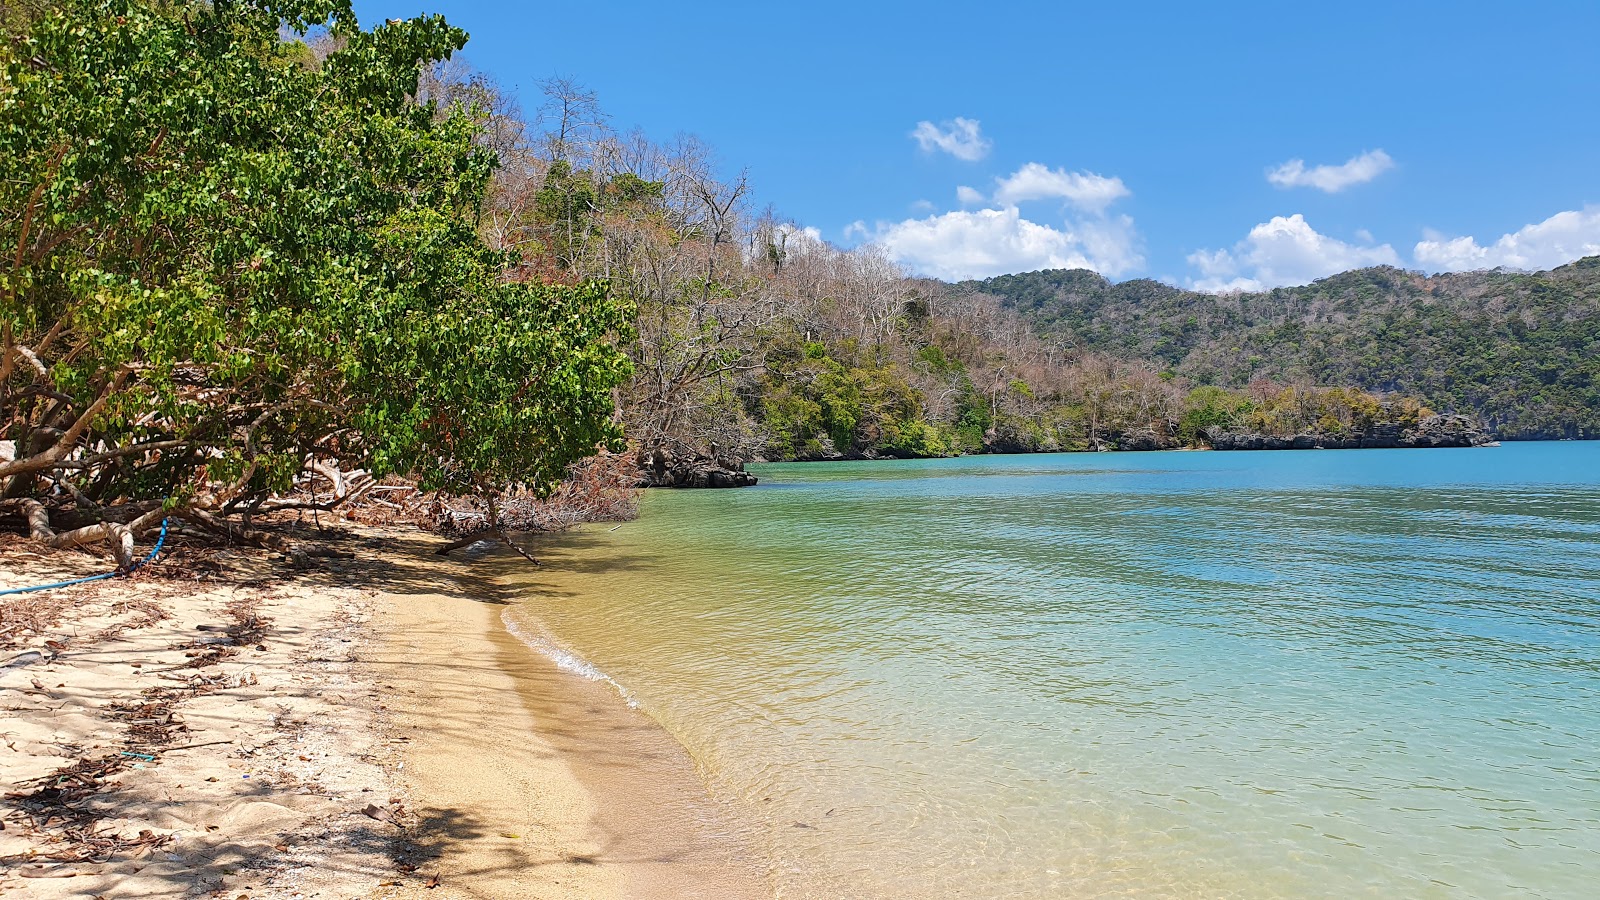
[0,0,634,564]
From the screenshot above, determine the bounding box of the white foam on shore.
[501,607,639,708]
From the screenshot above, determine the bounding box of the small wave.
[500,608,639,708]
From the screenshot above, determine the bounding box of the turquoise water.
[508,442,1600,898]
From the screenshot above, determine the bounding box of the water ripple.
[508,442,1600,899]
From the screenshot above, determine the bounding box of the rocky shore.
[637,447,758,488]
[1203,413,1495,451]
[635,413,1501,487]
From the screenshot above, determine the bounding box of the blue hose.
[0,517,169,596]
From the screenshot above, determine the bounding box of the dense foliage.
[959,262,1600,440]
[0,0,632,556]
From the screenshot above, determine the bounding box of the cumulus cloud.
[866,206,1143,282]
[955,185,985,206]
[1267,149,1394,193]
[1187,214,1401,292]
[910,117,991,161]
[1413,207,1600,272]
[993,162,1129,213]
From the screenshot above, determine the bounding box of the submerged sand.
[0,527,767,899]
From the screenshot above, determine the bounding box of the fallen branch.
[434,527,538,564]
[179,508,292,554]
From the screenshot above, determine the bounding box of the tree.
[0,0,633,561]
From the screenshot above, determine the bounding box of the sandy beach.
[0,527,767,899]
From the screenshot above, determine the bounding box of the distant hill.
[955,258,1600,439]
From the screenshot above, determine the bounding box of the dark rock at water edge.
[638,447,758,488]
[1113,428,1171,452]
[1204,413,1495,451]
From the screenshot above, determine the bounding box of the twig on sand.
[160,739,235,753]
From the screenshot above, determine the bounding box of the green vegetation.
[959,263,1600,440]
[1,1,632,558]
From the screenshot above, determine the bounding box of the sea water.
[504,442,1600,898]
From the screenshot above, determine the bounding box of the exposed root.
[0,498,166,569]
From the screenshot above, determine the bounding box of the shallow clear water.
[506,443,1600,898]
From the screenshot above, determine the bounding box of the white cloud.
[993,162,1130,213]
[865,206,1143,282]
[910,117,991,162]
[910,199,935,213]
[779,223,824,249]
[1187,214,1401,292]
[955,185,985,206]
[1413,206,1600,272]
[1267,149,1394,193]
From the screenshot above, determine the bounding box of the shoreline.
[752,439,1506,466]
[0,527,767,899]
[372,538,767,900]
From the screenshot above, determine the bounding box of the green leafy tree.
[0,0,632,560]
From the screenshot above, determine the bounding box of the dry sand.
[0,527,769,899]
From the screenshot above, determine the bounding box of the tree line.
[423,58,1481,463]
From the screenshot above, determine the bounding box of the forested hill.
[955,259,1600,440]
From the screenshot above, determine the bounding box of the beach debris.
[425,873,442,889]
[166,739,235,753]
[361,803,395,824]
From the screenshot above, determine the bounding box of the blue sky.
[353,1,1600,288]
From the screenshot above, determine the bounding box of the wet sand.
[373,540,768,899]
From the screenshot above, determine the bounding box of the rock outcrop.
[637,447,758,488]
[1204,413,1494,451]
[1113,428,1174,452]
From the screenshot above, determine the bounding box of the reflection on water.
[505,443,1600,899]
